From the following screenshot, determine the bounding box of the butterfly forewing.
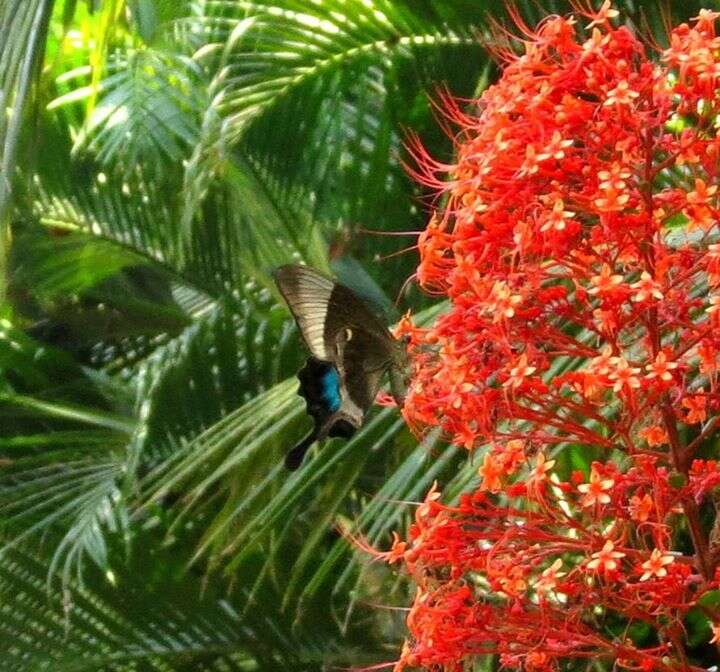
[273,264,396,372]
[273,265,336,360]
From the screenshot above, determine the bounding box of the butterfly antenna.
[394,272,417,307]
[357,227,422,236]
[375,244,418,262]
[284,431,316,470]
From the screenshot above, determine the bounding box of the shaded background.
[0,1,709,669]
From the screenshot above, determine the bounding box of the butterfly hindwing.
[297,357,342,421]
[335,325,388,412]
[285,356,362,470]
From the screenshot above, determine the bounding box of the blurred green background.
[0,1,710,670]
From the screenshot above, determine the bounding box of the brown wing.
[338,328,390,413]
[273,264,396,367]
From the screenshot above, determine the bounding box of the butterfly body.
[273,264,409,470]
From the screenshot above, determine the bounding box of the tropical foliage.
[0,1,711,671]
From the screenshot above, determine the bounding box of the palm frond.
[0,459,127,586]
[178,0,488,288]
[0,541,349,671]
[51,48,204,171]
[0,314,136,586]
[11,227,146,300]
[132,296,302,460]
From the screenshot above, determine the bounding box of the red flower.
[628,493,654,522]
[682,391,707,424]
[375,5,720,671]
[638,425,669,447]
[477,452,504,492]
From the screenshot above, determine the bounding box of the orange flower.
[587,540,626,573]
[540,198,575,232]
[628,493,654,522]
[579,370,604,398]
[698,340,719,374]
[542,131,573,160]
[594,187,630,212]
[645,351,678,381]
[527,452,555,486]
[519,144,542,176]
[478,453,504,492]
[609,357,641,393]
[577,467,614,507]
[639,549,674,581]
[588,264,624,295]
[638,425,669,447]
[416,481,442,522]
[525,652,551,669]
[498,564,527,596]
[504,353,537,389]
[586,0,619,29]
[386,532,408,564]
[597,162,631,190]
[631,272,663,302]
[534,558,566,594]
[589,344,615,375]
[593,308,617,336]
[682,392,707,424]
[685,205,715,232]
[686,177,717,205]
[487,281,522,321]
[706,243,720,286]
[496,439,525,475]
[604,80,639,107]
[693,9,720,26]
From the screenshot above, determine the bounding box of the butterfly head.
[388,335,412,408]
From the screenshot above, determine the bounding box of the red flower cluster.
[384,4,720,670]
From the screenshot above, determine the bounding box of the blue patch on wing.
[320,367,342,412]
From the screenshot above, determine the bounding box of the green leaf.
[11,228,145,299]
[0,394,135,434]
[0,541,342,671]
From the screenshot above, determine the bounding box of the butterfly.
[273,264,410,470]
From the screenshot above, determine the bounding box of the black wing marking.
[335,326,390,413]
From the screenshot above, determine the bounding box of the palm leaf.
[0,541,365,671]
[51,48,204,171]
[178,0,488,288]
